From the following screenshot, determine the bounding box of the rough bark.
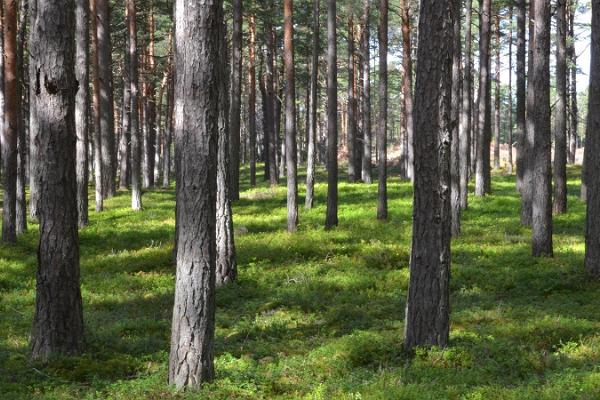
[554,0,568,214]
[459,0,473,209]
[400,0,414,183]
[3,0,19,243]
[347,15,357,183]
[264,14,278,186]
[516,0,527,190]
[128,0,142,210]
[325,0,338,229]
[450,0,461,236]
[305,0,319,208]
[248,14,257,187]
[531,0,553,257]
[27,0,39,220]
[119,38,131,190]
[0,2,4,200]
[168,0,221,388]
[569,2,578,166]
[30,0,84,360]
[284,0,298,232]
[15,0,27,235]
[493,15,501,170]
[75,0,89,227]
[142,6,156,190]
[475,0,491,197]
[507,6,514,174]
[376,0,388,221]
[361,0,372,184]
[229,0,242,200]
[404,0,454,351]
[162,68,173,188]
[585,0,600,275]
[90,0,103,212]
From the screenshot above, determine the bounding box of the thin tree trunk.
[284,0,298,232]
[459,0,473,209]
[361,0,372,184]
[531,0,553,257]
[522,0,536,224]
[264,15,278,186]
[230,0,242,200]
[90,0,103,212]
[493,15,501,170]
[128,0,142,210]
[516,0,527,192]
[143,5,156,189]
[27,0,39,220]
[325,0,338,229]
[75,0,89,227]
[404,0,454,351]
[554,0,568,214]
[347,15,357,183]
[248,14,257,187]
[450,0,461,236]
[119,27,131,190]
[15,0,27,235]
[507,6,514,174]
[30,0,84,360]
[0,2,4,204]
[475,0,491,197]
[376,0,388,220]
[162,67,173,188]
[306,0,319,209]
[400,0,414,183]
[168,0,221,388]
[569,1,578,167]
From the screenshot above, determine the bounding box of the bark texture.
[305,0,319,208]
[516,0,526,191]
[361,0,372,184]
[450,0,461,236]
[248,15,257,187]
[229,0,242,200]
[554,0,568,214]
[75,0,89,227]
[15,0,27,235]
[400,0,414,183]
[284,0,298,231]
[325,0,338,229]
[376,0,388,221]
[128,0,142,211]
[459,0,473,209]
[475,0,491,197]
[347,16,357,183]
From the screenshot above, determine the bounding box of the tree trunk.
[75,0,89,227]
[143,6,156,190]
[96,0,115,197]
[162,68,173,188]
[450,0,461,236]
[305,0,319,209]
[347,16,357,183]
[284,0,298,232]
[229,0,242,200]
[264,15,278,186]
[459,0,473,209]
[493,15,501,170]
[168,0,221,388]
[507,6,514,174]
[216,21,237,286]
[30,0,84,360]
[248,14,257,187]
[522,0,536,224]
[400,0,414,183]
[554,0,568,214]
[569,2,578,166]
[361,0,371,184]
[516,0,527,191]
[27,0,39,220]
[119,30,131,190]
[585,0,600,275]
[90,0,103,212]
[531,0,553,257]
[128,0,142,210]
[475,0,491,197]
[2,0,19,243]
[376,0,388,221]
[0,2,4,206]
[404,0,454,351]
[15,0,27,235]
[325,0,338,229]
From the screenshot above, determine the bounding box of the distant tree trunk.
[325,0,338,229]
[450,0,461,236]
[248,15,257,187]
[522,0,536,224]
[493,15,501,170]
[404,0,454,351]
[162,68,173,188]
[361,0,372,184]
[30,0,84,360]
[516,0,527,191]
[90,0,103,212]
[97,0,115,197]
[264,15,278,186]
[128,0,142,211]
[229,0,242,200]
[75,0,89,227]
[459,0,473,209]
[168,0,221,388]
[305,0,319,209]
[27,0,39,220]
[376,0,388,221]
[15,0,27,235]
[531,0,553,257]
[216,21,237,286]
[400,0,414,183]
[2,0,19,243]
[143,6,156,189]
[568,2,578,166]
[475,0,491,197]
[284,0,298,232]
[507,6,514,174]
[347,15,357,183]
[585,0,600,275]
[119,29,131,190]
[0,2,4,200]
[554,0,568,214]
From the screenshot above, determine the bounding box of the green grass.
[2,165,600,399]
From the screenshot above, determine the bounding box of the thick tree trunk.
[531,0,553,257]
[554,0,568,214]
[305,0,319,209]
[216,21,237,286]
[493,16,501,171]
[450,0,461,236]
[475,0,491,197]
[325,0,338,229]
[128,0,142,210]
[284,0,298,232]
[248,15,257,187]
[15,0,27,235]
[229,0,242,200]
[75,0,89,227]
[459,0,473,209]
[404,0,454,351]
[376,0,388,221]
[361,0,371,184]
[400,0,414,183]
[585,0,600,275]
[3,0,19,243]
[347,16,357,183]
[96,0,115,197]
[30,0,84,360]
[168,0,221,388]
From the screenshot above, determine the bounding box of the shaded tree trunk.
[400,0,414,183]
[554,0,568,214]
[119,37,131,190]
[376,0,388,221]
[142,6,156,189]
[459,0,473,209]
[229,0,242,200]
[168,0,221,388]
[15,0,27,235]
[30,0,84,360]
[516,0,526,190]
[522,0,536,224]
[128,0,142,210]
[347,16,357,183]
[162,67,173,188]
[450,0,461,236]
[361,0,372,184]
[263,14,278,186]
[493,15,501,170]
[475,0,491,197]
[507,6,514,174]
[404,0,454,351]
[284,0,298,232]
[305,0,319,208]
[75,0,89,227]
[27,0,39,220]
[248,14,257,187]
[569,2,578,166]
[325,0,338,229]
[90,0,103,212]
[531,0,553,257]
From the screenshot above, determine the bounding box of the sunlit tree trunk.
[128,0,142,210]
[305,0,319,208]
[325,0,338,229]
[554,0,568,214]
[459,0,473,209]
[15,0,27,235]
[361,0,372,184]
[475,0,491,197]
[248,14,257,187]
[376,0,388,221]
[75,0,89,227]
[284,0,298,231]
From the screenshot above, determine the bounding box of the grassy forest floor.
[2,166,600,399]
